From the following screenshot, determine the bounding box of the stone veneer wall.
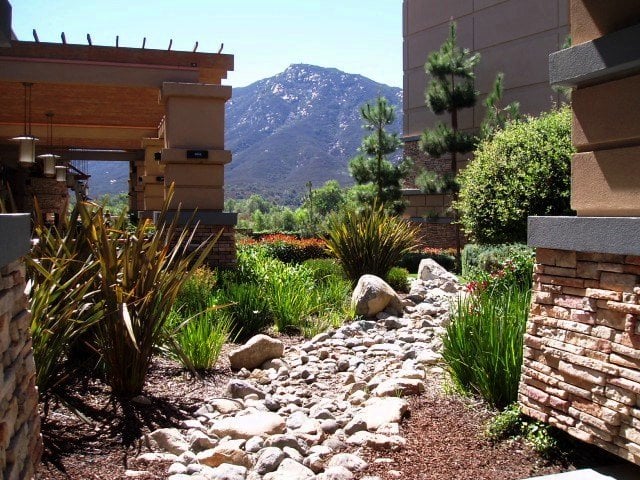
[0,260,41,479]
[411,221,461,250]
[520,247,640,463]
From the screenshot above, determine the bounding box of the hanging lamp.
[38,112,60,177]
[12,83,39,165]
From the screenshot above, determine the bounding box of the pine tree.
[480,73,521,139]
[419,22,479,174]
[349,96,411,214]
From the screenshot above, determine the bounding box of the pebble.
[143,272,460,478]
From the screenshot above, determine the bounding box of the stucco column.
[158,82,237,266]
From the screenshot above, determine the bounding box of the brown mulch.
[39,339,621,480]
[359,393,622,480]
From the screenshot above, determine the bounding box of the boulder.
[255,447,285,474]
[418,258,457,283]
[263,458,315,480]
[351,275,403,317]
[209,412,285,439]
[372,378,426,397]
[229,335,284,371]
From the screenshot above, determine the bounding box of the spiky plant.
[325,203,419,284]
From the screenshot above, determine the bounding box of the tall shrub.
[456,107,574,244]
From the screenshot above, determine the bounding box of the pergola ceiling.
[0,40,233,152]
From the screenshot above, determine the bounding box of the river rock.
[229,335,285,371]
[209,412,285,439]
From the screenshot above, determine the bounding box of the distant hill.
[225,64,402,203]
[86,64,403,204]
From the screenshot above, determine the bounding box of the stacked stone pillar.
[158,82,236,266]
[519,0,640,464]
[0,214,41,479]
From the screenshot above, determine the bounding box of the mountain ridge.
[87,64,403,204]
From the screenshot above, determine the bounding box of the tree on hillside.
[349,96,412,215]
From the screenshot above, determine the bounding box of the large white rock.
[146,428,190,455]
[229,334,285,371]
[263,458,315,480]
[327,453,368,472]
[196,445,253,468]
[209,412,285,439]
[372,378,426,397]
[354,397,408,431]
[418,258,457,283]
[351,275,403,317]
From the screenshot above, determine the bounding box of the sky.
[10,0,403,88]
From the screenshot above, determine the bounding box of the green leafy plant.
[443,284,530,409]
[386,267,410,293]
[81,187,221,396]
[325,204,419,284]
[462,243,535,291]
[456,107,574,244]
[486,403,558,456]
[303,258,345,283]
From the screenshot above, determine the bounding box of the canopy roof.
[0,40,233,151]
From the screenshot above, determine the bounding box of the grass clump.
[325,204,418,284]
[443,284,530,409]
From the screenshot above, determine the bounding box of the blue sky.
[10,0,403,88]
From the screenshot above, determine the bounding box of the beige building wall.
[403,0,569,140]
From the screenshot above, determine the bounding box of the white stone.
[327,453,368,472]
[355,397,408,431]
[146,428,190,455]
[263,458,315,480]
[229,335,285,371]
[209,412,285,439]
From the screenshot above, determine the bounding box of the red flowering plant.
[239,233,329,263]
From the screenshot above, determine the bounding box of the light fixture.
[12,82,39,165]
[38,112,60,177]
[55,164,67,182]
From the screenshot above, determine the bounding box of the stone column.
[519,0,640,465]
[159,82,237,266]
[0,213,41,479]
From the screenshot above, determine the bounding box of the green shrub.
[456,107,574,244]
[222,282,272,341]
[303,258,345,282]
[386,267,410,293]
[325,204,419,284]
[443,284,530,409]
[242,234,329,263]
[462,243,535,291]
[175,266,218,315]
[397,247,456,273]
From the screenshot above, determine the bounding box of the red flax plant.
[80,186,221,396]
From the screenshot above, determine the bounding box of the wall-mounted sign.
[187,150,208,159]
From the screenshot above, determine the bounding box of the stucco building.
[402,0,568,247]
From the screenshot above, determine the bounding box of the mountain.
[225,64,402,203]
[85,64,403,204]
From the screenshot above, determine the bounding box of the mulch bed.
[39,340,622,480]
[359,393,622,480]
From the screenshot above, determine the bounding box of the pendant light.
[38,112,60,177]
[55,163,67,182]
[12,83,39,165]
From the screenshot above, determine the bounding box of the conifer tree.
[349,96,411,214]
[419,22,479,175]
